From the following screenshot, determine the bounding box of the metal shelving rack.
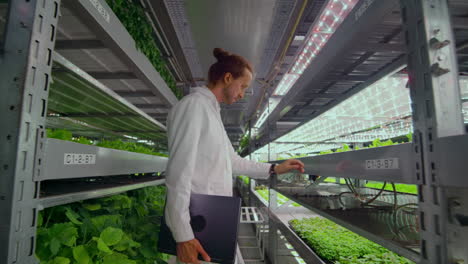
[0,0,173,262]
[247,1,468,264]
[236,177,327,264]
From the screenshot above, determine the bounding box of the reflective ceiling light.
[254,97,282,129]
[273,74,300,96]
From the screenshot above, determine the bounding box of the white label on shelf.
[89,0,110,23]
[365,158,399,170]
[64,153,96,165]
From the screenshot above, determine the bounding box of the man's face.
[223,69,252,104]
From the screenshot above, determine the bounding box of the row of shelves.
[42,138,167,181]
[236,178,327,264]
[2,0,466,263]
[38,178,165,209]
[237,177,420,264]
[243,134,468,263]
[254,133,468,263]
[58,0,178,108]
[1,0,177,261]
[31,0,175,207]
[262,133,467,188]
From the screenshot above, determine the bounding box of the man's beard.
[223,86,234,104]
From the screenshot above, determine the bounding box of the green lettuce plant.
[37,186,169,264]
[46,129,168,157]
[290,217,414,264]
[105,0,182,99]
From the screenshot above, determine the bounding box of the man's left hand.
[274,159,305,174]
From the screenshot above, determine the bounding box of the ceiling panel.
[186,0,276,77]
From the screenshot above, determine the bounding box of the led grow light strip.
[254,97,281,129]
[254,0,359,129]
[287,0,359,79]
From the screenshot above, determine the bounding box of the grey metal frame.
[61,0,178,107]
[0,1,60,262]
[38,179,165,209]
[296,143,416,184]
[255,0,402,135]
[1,1,170,263]
[41,138,168,180]
[52,52,167,130]
[401,1,467,263]
[237,178,326,264]
[260,1,468,264]
[275,185,421,262]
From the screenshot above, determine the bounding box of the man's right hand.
[176,238,211,264]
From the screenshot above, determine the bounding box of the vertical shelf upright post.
[0,0,60,263]
[268,173,279,264]
[401,0,466,263]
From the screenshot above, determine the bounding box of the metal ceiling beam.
[278,116,306,122]
[453,17,468,29]
[62,0,178,106]
[325,75,373,82]
[356,42,405,52]
[55,39,104,50]
[116,91,155,97]
[88,72,137,79]
[245,0,309,121]
[302,92,342,99]
[142,0,195,85]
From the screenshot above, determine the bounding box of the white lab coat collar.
[191,86,221,113]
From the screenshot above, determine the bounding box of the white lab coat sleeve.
[165,97,205,242]
[229,145,271,179]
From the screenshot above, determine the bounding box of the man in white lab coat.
[165,48,305,264]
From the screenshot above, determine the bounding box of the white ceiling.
[185,0,277,80]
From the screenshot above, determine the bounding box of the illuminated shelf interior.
[252,75,468,160]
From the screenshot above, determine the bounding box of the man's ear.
[223,72,232,85]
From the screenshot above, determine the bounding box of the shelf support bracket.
[0,0,61,263]
[401,0,467,263]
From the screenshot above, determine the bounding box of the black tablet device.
[158,193,242,264]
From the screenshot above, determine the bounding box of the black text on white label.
[64,153,96,165]
[365,158,399,170]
